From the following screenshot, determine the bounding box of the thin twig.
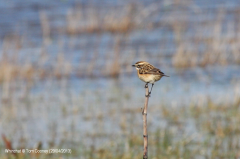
[142,84,149,159]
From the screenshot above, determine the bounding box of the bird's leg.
[145,83,151,97]
[147,84,154,97]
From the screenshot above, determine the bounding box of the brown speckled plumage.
[132,61,169,84]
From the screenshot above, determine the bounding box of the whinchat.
[132,61,169,97]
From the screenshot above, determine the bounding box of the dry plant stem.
[142,84,149,159]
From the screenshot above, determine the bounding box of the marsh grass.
[1,1,240,159]
[1,3,240,81]
[66,4,136,35]
[1,95,240,159]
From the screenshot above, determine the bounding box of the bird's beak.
[132,64,136,67]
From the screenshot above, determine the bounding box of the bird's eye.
[137,65,140,68]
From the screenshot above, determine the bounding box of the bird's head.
[132,61,149,70]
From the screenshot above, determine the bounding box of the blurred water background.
[0,0,240,158]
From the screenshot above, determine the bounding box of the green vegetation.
[1,97,239,159]
[0,1,240,159]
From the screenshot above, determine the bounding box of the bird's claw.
[145,83,148,88]
[145,92,151,97]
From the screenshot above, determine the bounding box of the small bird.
[132,61,169,97]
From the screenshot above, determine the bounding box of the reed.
[142,84,149,159]
[66,4,135,35]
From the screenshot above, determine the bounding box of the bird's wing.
[145,68,169,77]
[140,64,154,74]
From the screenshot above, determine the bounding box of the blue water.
[0,0,240,155]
